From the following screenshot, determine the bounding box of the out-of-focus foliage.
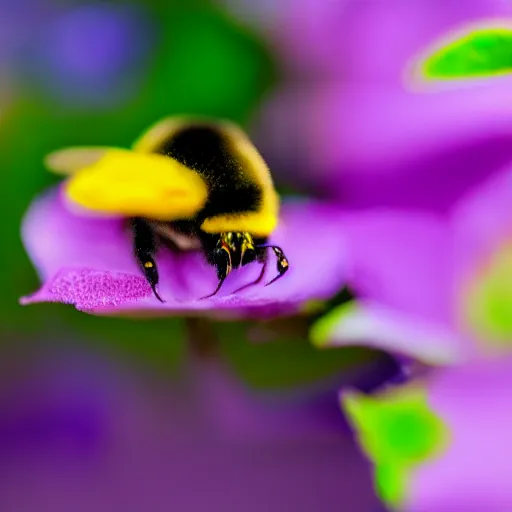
[218,321,387,390]
[1,0,276,373]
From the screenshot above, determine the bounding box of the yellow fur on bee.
[65,149,208,220]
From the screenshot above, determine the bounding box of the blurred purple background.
[6,0,509,510]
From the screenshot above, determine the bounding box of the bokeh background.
[0,0,392,510]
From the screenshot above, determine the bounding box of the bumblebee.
[45,117,289,301]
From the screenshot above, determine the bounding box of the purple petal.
[311,301,466,366]
[20,269,152,310]
[0,345,382,512]
[192,359,349,442]
[340,210,453,325]
[258,0,512,211]
[0,345,112,456]
[21,187,349,318]
[448,165,512,350]
[276,0,511,81]
[260,80,512,210]
[309,209,479,364]
[409,358,512,511]
[451,164,512,289]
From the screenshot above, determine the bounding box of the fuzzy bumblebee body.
[45,117,289,301]
[134,117,279,237]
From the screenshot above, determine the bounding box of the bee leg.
[132,217,165,303]
[200,276,226,300]
[200,247,232,299]
[262,245,289,287]
[231,249,268,294]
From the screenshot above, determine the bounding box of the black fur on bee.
[131,122,289,301]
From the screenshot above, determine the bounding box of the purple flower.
[0,343,382,512]
[310,160,512,364]
[20,128,349,318]
[274,0,511,81]
[302,162,512,509]
[258,0,512,211]
[310,208,464,364]
[0,345,110,457]
[342,356,512,511]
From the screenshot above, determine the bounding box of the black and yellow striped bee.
[45,117,290,301]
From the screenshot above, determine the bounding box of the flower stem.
[185,317,219,359]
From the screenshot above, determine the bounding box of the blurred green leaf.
[217,321,380,391]
[58,308,187,373]
[0,0,276,373]
[420,25,512,81]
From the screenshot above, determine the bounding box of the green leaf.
[375,464,407,511]
[217,321,381,390]
[418,25,512,80]
[343,385,450,509]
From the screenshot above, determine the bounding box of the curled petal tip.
[19,295,32,306]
